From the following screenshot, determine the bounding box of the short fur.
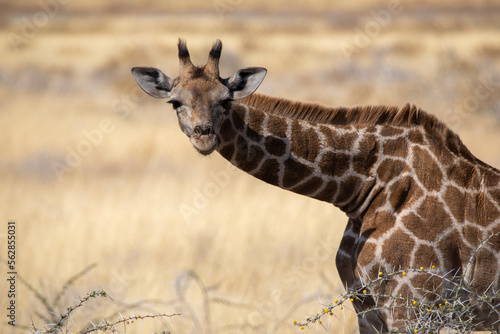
[239,93,494,169]
[209,39,222,60]
[132,40,500,333]
[178,39,190,60]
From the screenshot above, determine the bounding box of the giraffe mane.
[239,93,485,166]
[240,93,428,127]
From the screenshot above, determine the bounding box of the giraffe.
[131,39,500,333]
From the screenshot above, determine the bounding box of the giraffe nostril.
[194,124,213,137]
[194,125,202,136]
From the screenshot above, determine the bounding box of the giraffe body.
[132,40,500,333]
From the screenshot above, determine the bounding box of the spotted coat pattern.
[215,95,500,333]
[132,40,500,333]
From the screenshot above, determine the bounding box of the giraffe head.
[131,39,267,155]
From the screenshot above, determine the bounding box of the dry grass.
[1,1,500,333]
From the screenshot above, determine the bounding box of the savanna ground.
[1,0,500,333]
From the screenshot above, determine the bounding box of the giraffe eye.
[168,100,182,109]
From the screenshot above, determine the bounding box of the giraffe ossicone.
[132,39,500,333]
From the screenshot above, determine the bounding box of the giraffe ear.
[131,66,175,99]
[225,67,267,99]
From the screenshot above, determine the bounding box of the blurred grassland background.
[1,0,500,333]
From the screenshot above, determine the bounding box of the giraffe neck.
[215,98,384,217]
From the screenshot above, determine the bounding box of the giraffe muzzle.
[193,124,214,137]
[190,124,217,155]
